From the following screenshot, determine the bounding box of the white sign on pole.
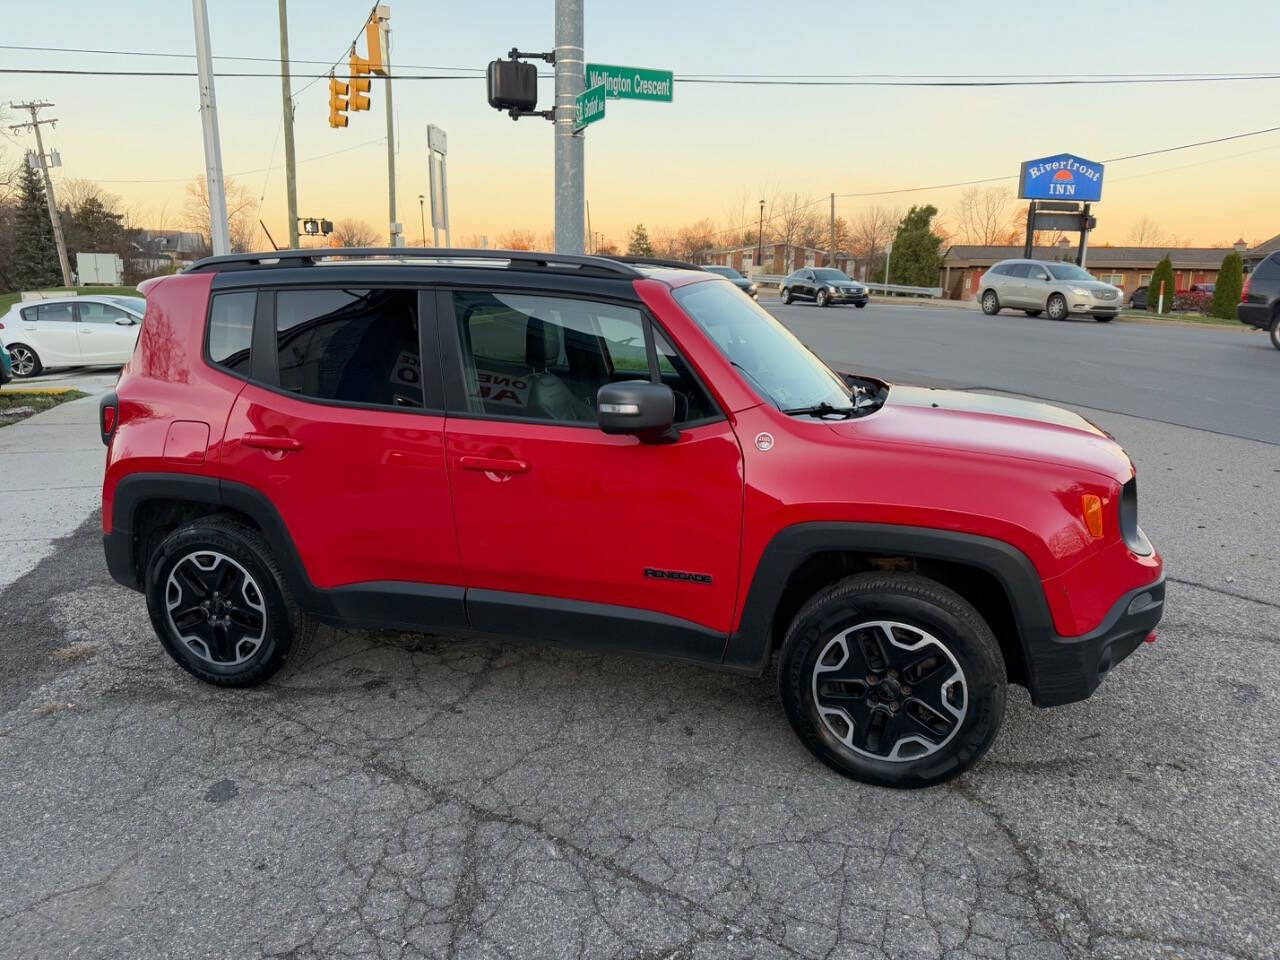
[427,124,450,245]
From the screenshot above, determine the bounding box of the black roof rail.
[182,247,642,279]
[609,254,705,271]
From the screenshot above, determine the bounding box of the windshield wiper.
[783,401,857,419]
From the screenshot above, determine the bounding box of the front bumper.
[1073,299,1120,316]
[1238,303,1271,330]
[829,291,869,305]
[1027,575,1164,707]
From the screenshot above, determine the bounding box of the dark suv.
[101,249,1163,788]
[1240,252,1280,349]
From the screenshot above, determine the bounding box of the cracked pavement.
[2,406,1278,960]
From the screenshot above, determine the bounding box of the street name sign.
[585,63,674,102]
[574,84,606,131]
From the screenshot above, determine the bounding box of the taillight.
[1241,276,1251,303]
[99,392,118,446]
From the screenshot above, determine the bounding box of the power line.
[0,42,485,73]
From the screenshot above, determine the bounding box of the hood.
[825,385,1133,482]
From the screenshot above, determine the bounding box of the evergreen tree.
[1211,252,1244,320]
[887,205,943,288]
[1147,255,1176,314]
[626,223,653,256]
[12,163,61,290]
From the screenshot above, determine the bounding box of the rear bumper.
[1027,575,1164,707]
[1238,304,1271,329]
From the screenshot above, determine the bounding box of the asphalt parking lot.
[2,305,1278,959]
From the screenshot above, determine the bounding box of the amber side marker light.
[1081,494,1105,539]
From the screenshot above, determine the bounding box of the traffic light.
[365,13,387,77]
[328,74,348,128]
[348,51,371,111]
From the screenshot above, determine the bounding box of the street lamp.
[417,194,427,248]
[757,199,765,274]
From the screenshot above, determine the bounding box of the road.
[763,299,1280,445]
[1,308,1278,959]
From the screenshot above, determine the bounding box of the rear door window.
[36,302,75,323]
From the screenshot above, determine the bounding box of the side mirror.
[597,381,678,443]
[115,317,137,326]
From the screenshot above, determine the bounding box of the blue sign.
[1018,153,1104,202]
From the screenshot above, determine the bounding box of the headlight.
[1071,286,1092,297]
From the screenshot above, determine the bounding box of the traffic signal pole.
[554,0,584,254]
[191,0,230,255]
[378,7,401,247]
[277,0,300,249]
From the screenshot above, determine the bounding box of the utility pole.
[829,192,836,267]
[554,0,585,254]
[9,101,72,285]
[277,0,299,248]
[884,242,892,286]
[191,0,230,255]
[418,194,426,247]
[377,6,401,246]
[757,199,764,273]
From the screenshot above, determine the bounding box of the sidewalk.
[0,386,112,589]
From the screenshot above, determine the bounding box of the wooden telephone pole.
[9,101,72,286]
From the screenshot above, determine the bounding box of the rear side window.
[275,288,422,410]
[208,292,255,375]
[37,302,75,322]
[1255,254,1280,281]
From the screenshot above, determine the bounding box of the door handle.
[243,433,303,452]
[459,455,528,474]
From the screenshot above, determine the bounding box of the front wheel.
[7,343,41,378]
[780,287,792,305]
[816,288,829,307]
[145,517,314,687]
[1046,293,1068,321]
[980,290,1000,315]
[779,572,1006,788]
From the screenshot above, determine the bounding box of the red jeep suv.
[101,250,1163,788]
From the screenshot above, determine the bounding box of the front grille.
[1094,289,1118,301]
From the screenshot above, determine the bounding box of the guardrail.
[748,275,943,298]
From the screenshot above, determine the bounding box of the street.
[1,304,1278,959]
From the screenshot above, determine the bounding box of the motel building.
[940,237,1275,302]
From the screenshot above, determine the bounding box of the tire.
[1024,310,1042,317]
[980,290,1000,315]
[816,288,829,307]
[1270,314,1280,350]
[778,572,1006,789]
[7,343,41,378]
[1046,293,1068,321]
[780,287,792,305]
[144,517,315,687]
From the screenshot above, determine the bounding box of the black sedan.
[704,265,758,299]
[1128,285,1148,309]
[780,267,869,307]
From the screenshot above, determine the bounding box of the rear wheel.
[1047,293,1068,321]
[1024,309,1042,317]
[145,517,314,687]
[1270,314,1280,350]
[7,344,41,378]
[980,290,1000,315]
[780,287,792,305]
[816,288,829,307]
[778,573,1006,789]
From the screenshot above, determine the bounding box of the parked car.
[1239,251,1280,349]
[0,340,11,387]
[101,249,1163,789]
[1128,285,1148,310]
[978,260,1122,321]
[0,294,146,378]
[1190,282,1215,295]
[780,268,869,307]
[703,264,758,299]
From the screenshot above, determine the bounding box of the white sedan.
[0,295,145,378]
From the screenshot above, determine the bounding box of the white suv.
[978,259,1122,322]
[0,295,145,377]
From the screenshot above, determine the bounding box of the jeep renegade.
[101,249,1164,788]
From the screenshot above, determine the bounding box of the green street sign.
[574,84,606,131]
[585,63,674,102]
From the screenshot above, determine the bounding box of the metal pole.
[277,0,299,249]
[191,0,230,255]
[191,0,231,256]
[829,192,835,266]
[757,200,764,272]
[1023,200,1035,259]
[884,242,892,285]
[441,152,450,247]
[418,195,426,247]
[1077,202,1091,268]
[381,12,399,246]
[554,0,585,254]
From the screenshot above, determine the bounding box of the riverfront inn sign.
[1018,153,1104,203]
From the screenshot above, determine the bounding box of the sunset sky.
[4,0,1279,251]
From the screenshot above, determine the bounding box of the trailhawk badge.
[755,432,774,452]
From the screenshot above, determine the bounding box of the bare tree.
[331,218,379,247]
[849,205,900,278]
[650,228,680,259]
[772,194,821,271]
[1128,216,1166,247]
[674,218,717,263]
[184,176,256,253]
[495,229,537,250]
[954,187,1020,245]
[59,178,122,216]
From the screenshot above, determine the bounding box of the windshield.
[706,265,742,279]
[674,279,853,412]
[813,268,851,282]
[1046,263,1093,281]
[108,296,147,314]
